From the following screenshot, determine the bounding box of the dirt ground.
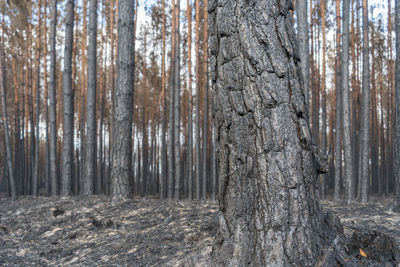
[0,196,399,266]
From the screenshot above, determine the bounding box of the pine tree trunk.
[33,1,42,196]
[320,0,327,199]
[209,1,333,265]
[334,0,342,201]
[49,0,58,196]
[342,0,354,205]
[296,0,310,112]
[0,46,17,201]
[84,0,97,195]
[110,0,135,204]
[395,0,400,211]
[160,0,167,199]
[187,0,193,200]
[194,0,201,200]
[61,0,75,196]
[174,0,181,200]
[360,0,370,203]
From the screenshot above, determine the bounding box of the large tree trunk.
[84,0,97,195]
[61,0,75,196]
[0,46,17,201]
[394,0,400,212]
[110,0,135,204]
[359,0,370,203]
[209,1,333,265]
[334,0,342,201]
[49,0,58,196]
[342,0,354,205]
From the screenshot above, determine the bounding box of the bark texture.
[394,0,400,212]
[84,0,97,195]
[110,0,135,204]
[174,0,181,200]
[342,0,354,205]
[49,0,58,196]
[209,1,331,265]
[61,0,75,196]
[0,46,16,201]
[296,0,309,111]
[360,0,370,203]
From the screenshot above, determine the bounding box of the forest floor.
[0,196,399,266]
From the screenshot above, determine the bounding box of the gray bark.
[394,0,400,212]
[33,14,41,197]
[195,0,201,200]
[334,0,342,201]
[209,0,332,265]
[110,0,135,204]
[84,0,97,195]
[211,124,216,201]
[202,1,209,200]
[296,0,310,111]
[187,0,193,200]
[161,0,167,199]
[342,0,354,205]
[360,0,370,203]
[174,0,181,200]
[61,0,75,196]
[49,0,58,196]
[0,46,17,201]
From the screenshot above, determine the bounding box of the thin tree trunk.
[194,0,201,200]
[187,0,193,200]
[33,0,42,196]
[394,0,400,211]
[342,0,354,205]
[49,0,58,196]
[61,0,75,196]
[359,0,370,203]
[110,0,135,204]
[201,0,208,200]
[84,0,97,195]
[174,0,181,200]
[0,46,16,201]
[160,0,167,199]
[320,0,327,199]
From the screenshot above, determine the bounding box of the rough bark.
[296,0,310,112]
[174,0,181,200]
[110,0,135,204]
[49,0,58,196]
[0,46,16,201]
[84,0,97,195]
[342,0,354,205]
[334,0,342,201]
[209,1,334,265]
[61,0,75,196]
[394,0,400,212]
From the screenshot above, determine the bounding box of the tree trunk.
[84,0,97,195]
[395,0,400,211]
[174,0,181,200]
[160,0,167,199]
[296,0,310,112]
[201,0,209,201]
[0,46,17,201]
[209,1,334,265]
[49,0,58,196]
[187,0,193,200]
[61,0,75,196]
[110,0,135,204]
[194,0,201,200]
[334,0,342,201]
[320,0,327,199]
[359,0,370,203]
[342,0,354,205]
[33,1,42,196]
